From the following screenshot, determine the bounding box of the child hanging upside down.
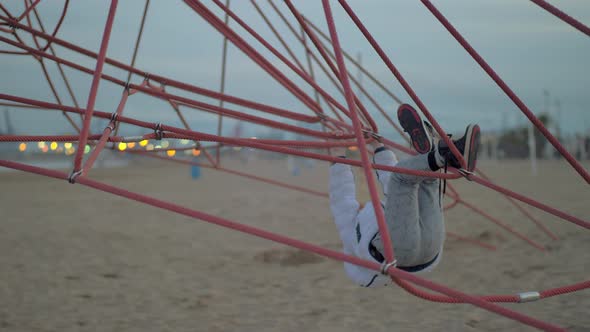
[329,104,481,287]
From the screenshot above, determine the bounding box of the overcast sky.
[1,0,589,140]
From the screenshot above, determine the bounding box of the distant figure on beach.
[329,104,480,287]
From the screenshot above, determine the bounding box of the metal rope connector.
[154,123,164,140]
[317,113,327,121]
[106,113,119,132]
[380,259,397,275]
[517,291,540,303]
[362,129,382,142]
[68,170,82,184]
[143,72,151,82]
[458,168,474,180]
[7,20,19,31]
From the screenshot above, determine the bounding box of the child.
[329,104,480,287]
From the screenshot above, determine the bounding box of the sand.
[0,156,588,332]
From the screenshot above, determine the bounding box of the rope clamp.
[517,291,540,303]
[154,123,164,140]
[380,259,397,275]
[68,170,82,184]
[143,72,151,82]
[106,113,119,132]
[458,168,474,180]
[7,20,19,30]
[317,113,327,121]
[362,129,382,142]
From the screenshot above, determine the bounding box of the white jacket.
[329,149,442,287]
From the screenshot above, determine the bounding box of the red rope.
[209,0,367,129]
[184,0,325,117]
[73,0,118,172]
[80,89,130,177]
[477,170,559,241]
[3,90,589,231]
[2,91,589,231]
[0,34,346,141]
[458,199,546,251]
[0,14,334,128]
[529,0,590,37]
[321,0,396,265]
[471,175,590,230]
[336,0,467,169]
[16,0,41,22]
[1,3,589,328]
[0,159,572,332]
[133,151,329,198]
[284,0,377,131]
[420,0,590,184]
[0,134,154,143]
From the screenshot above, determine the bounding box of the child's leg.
[372,154,442,267]
[417,177,445,263]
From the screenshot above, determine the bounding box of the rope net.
[1,1,589,331]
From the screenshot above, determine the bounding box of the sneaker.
[437,124,481,172]
[397,104,433,154]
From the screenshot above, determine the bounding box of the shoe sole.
[462,124,481,172]
[397,104,431,154]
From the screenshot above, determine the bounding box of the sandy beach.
[0,156,588,332]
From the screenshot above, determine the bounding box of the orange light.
[18,143,27,152]
[127,142,136,149]
[118,142,127,151]
[41,146,49,153]
[166,150,176,157]
[50,142,58,151]
[192,149,201,157]
[348,146,358,151]
[139,139,148,147]
[64,142,73,149]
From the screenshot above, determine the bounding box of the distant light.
[64,142,72,149]
[146,144,154,151]
[233,147,241,151]
[118,142,127,151]
[180,139,190,145]
[155,145,162,149]
[41,146,49,153]
[348,146,358,151]
[139,139,148,147]
[192,149,201,157]
[37,141,46,149]
[166,149,176,157]
[18,143,27,152]
[50,142,58,151]
[250,136,257,139]
[65,147,76,156]
[127,142,136,149]
[161,140,170,149]
[84,145,91,154]
[57,147,64,153]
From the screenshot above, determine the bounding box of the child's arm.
[329,148,359,257]
[371,142,398,196]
